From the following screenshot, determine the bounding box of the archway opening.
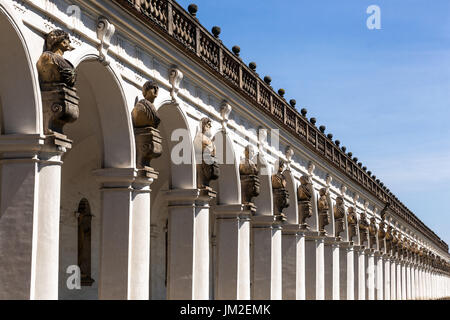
[58,60,133,300]
[0,8,39,134]
[149,101,195,299]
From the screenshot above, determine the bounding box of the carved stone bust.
[317,187,330,233]
[369,217,378,249]
[347,206,358,242]
[333,196,345,240]
[36,29,79,136]
[132,80,162,171]
[297,175,313,228]
[239,145,258,176]
[194,117,219,188]
[358,211,369,246]
[132,80,161,129]
[37,29,76,87]
[271,159,289,218]
[239,145,260,205]
[271,159,287,189]
[297,175,312,201]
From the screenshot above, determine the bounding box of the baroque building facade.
[0,0,449,300]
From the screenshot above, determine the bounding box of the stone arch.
[283,170,298,224]
[0,1,40,134]
[254,155,273,215]
[148,100,195,299]
[212,130,240,205]
[71,54,134,168]
[155,100,196,189]
[58,56,135,299]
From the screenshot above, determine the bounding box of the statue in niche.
[317,187,330,234]
[37,29,77,87]
[377,220,386,251]
[359,211,369,246]
[132,80,162,173]
[194,117,219,189]
[77,198,94,286]
[347,206,358,242]
[271,159,289,219]
[297,175,313,228]
[36,29,79,136]
[239,145,260,205]
[333,196,345,240]
[369,217,378,249]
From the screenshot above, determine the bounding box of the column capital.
[213,203,255,220]
[281,223,301,235]
[93,167,136,188]
[251,214,284,228]
[165,187,217,206]
[338,241,354,249]
[353,245,367,253]
[0,133,70,162]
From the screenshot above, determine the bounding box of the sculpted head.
[336,196,344,206]
[142,80,159,103]
[45,29,74,54]
[300,175,311,186]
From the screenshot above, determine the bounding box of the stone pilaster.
[213,203,254,300]
[93,167,155,300]
[383,254,391,300]
[0,133,72,300]
[251,215,283,300]
[166,188,216,300]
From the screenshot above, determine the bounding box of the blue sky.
[177,0,450,247]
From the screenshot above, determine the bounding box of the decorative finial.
[249,62,257,71]
[278,88,285,97]
[348,152,353,157]
[353,193,359,204]
[341,146,346,152]
[289,99,296,107]
[319,125,326,133]
[326,174,332,186]
[232,45,240,56]
[335,140,340,146]
[96,16,115,65]
[327,133,333,140]
[307,161,315,175]
[285,146,294,164]
[211,26,221,38]
[220,100,232,131]
[264,76,272,85]
[188,4,198,17]
[169,66,183,103]
[310,117,316,125]
[301,108,307,116]
[340,184,347,196]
